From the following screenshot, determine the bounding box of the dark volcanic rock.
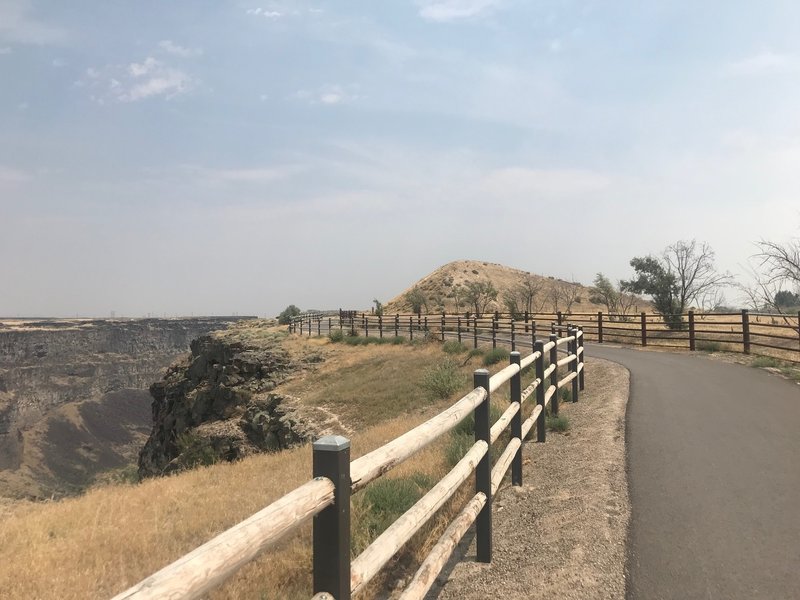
[138,335,315,478]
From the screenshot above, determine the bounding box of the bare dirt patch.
[431,358,630,600]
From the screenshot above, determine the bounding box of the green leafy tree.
[373,299,384,316]
[621,257,682,329]
[277,304,301,325]
[464,280,498,317]
[774,290,800,307]
[590,273,620,314]
[405,287,428,314]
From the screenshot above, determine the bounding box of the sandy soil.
[429,358,630,600]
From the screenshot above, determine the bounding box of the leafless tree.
[663,239,734,313]
[551,280,581,316]
[503,275,546,318]
[740,235,800,331]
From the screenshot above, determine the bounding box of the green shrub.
[354,475,433,552]
[390,336,406,345]
[277,304,301,325]
[467,348,484,358]
[420,359,466,400]
[344,336,365,346]
[696,340,721,352]
[752,356,780,368]
[482,347,510,366]
[328,329,344,343]
[546,414,570,432]
[175,432,217,469]
[442,340,468,354]
[560,387,572,403]
[446,404,505,467]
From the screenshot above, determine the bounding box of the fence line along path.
[114,322,588,600]
[293,308,800,363]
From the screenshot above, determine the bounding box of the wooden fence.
[113,324,586,599]
[291,308,800,363]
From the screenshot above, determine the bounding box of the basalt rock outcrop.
[0,317,247,497]
[138,334,316,478]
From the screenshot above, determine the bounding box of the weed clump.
[696,340,721,352]
[442,340,468,354]
[328,329,345,343]
[546,413,570,432]
[420,359,466,400]
[352,474,434,553]
[482,347,510,366]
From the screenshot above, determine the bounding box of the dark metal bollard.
[312,436,351,600]
[473,369,492,563]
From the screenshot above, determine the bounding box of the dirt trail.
[429,359,630,600]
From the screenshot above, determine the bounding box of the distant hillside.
[384,260,629,315]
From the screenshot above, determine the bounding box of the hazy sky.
[2,1,799,318]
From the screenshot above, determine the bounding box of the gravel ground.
[430,358,630,600]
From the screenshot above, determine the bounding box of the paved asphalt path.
[589,345,800,600]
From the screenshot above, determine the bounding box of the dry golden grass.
[0,335,528,600]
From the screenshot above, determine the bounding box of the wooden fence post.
[378,315,383,339]
[457,317,462,343]
[557,311,563,329]
[549,333,559,415]
[510,320,516,351]
[313,435,351,600]
[409,317,413,341]
[598,311,604,343]
[742,309,751,355]
[364,316,369,338]
[578,326,585,391]
[569,327,579,403]
[328,318,332,336]
[534,341,546,443]
[531,320,536,351]
[640,312,647,347]
[308,317,312,337]
[492,318,497,349]
[524,311,530,333]
[688,310,695,351]
[317,318,321,337]
[441,313,446,342]
[473,369,492,563]
[394,314,399,337]
[473,317,478,349]
[510,351,522,486]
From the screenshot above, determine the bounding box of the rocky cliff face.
[0,318,247,498]
[138,333,316,478]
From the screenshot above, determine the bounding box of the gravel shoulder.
[430,358,630,600]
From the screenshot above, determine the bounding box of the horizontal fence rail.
[292,308,800,364]
[117,321,587,600]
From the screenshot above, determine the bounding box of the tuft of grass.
[467,348,484,358]
[752,356,780,368]
[560,387,572,403]
[546,414,570,432]
[442,340,468,354]
[352,474,434,554]
[420,359,466,400]
[390,335,406,345]
[696,340,721,352]
[482,347,510,366]
[328,329,345,343]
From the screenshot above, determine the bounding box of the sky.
[2,0,800,318]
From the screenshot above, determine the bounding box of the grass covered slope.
[0,328,513,599]
[383,259,607,315]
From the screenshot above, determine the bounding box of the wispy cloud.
[294,84,360,105]
[725,51,800,76]
[158,40,203,58]
[0,0,68,45]
[0,165,31,184]
[416,0,502,22]
[83,55,195,103]
[0,47,11,55]
[246,7,284,18]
